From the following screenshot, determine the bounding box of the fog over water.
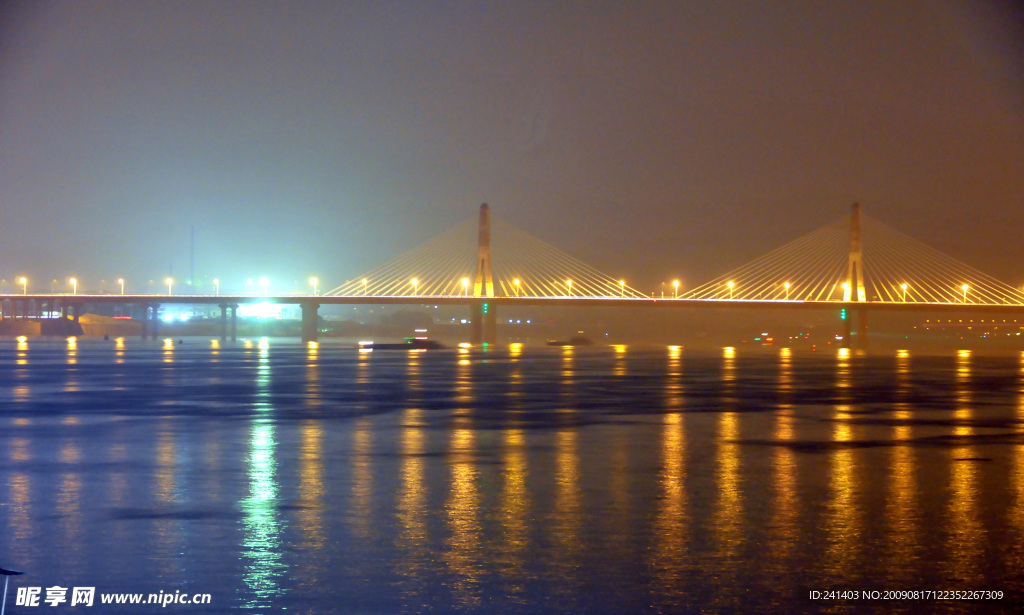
[1,338,1023,613]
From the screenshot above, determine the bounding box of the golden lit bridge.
[3,203,1024,345]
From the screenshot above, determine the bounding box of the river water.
[1,337,1023,613]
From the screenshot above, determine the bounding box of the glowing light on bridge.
[214,278,220,296]
[411,278,418,296]
[673,280,679,298]
[165,277,173,296]
[259,277,269,296]
[18,277,27,295]
[309,277,318,296]
[70,277,78,295]
[321,206,1024,305]
[118,278,124,295]
[239,302,285,319]
[961,284,969,304]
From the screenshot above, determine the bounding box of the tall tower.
[473,203,494,297]
[846,202,867,302]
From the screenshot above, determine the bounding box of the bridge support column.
[469,301,497,345]
[301,301,320,343]
[142,303,160,340]
[841,305,869,350]
[219,305,228,341]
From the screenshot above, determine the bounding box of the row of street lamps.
[4,276,322,296]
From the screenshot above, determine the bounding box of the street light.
[213,278,220,296]
[19,277,27,295]
[165,277,173,296]
[362,278,368,296]
[259,277,269,296]
[728,280,734,299]
[309,277,318,296]
[566,279,572,297]
[118,278,124,295]
[70,277,77,295]
[901,283,907,302]
[461,277,469,297]
[962,283,969,304]
[784,281,790,300]
[411,278,418,296]
[619,280,625,297]
[673,280,679,298]
[513,278,520,297]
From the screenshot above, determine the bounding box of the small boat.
[546,335,593,347]
[358,337,445,350]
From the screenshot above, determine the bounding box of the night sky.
[2,1,1022,294]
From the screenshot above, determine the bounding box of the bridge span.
[2,292,1022,347]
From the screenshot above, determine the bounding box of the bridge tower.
[473,203,495,298]
[471,203,497,345]
[843,202,868,348]
[846,202,867,303]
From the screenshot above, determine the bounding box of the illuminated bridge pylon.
[324,205,648,299]
[683,203,1024,306]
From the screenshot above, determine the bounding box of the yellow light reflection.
[162,338,174,365]
[612,344,627,377]
[446,427,482,607]
[500,428,528,580]
[664,345,683,410]
[396,407,428,596]
[349,418,371,539]
[947,348,982,584]
[714,411,742,557]
[9,436,30,463]
[66,336,78,368]
[9,472,32,544]
[297,419,325,549]
[58,436,82,551]
[16,336,28,366]
[826,341,858,574]
[553,428,581,572]
[1013,352,1024,550]
[887,347,918,582]
[771,347,797,564]
[651,412,687,593]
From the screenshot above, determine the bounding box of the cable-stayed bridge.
[325,203,1024,307]
[3,203,1023,345]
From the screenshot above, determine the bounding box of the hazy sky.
[2,0,1022,294]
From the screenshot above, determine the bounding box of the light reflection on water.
[948,349,983,584]
[1,340,1024,613]
[240,339,286,609]
[888,349,918,583]
[827,348,859,576]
